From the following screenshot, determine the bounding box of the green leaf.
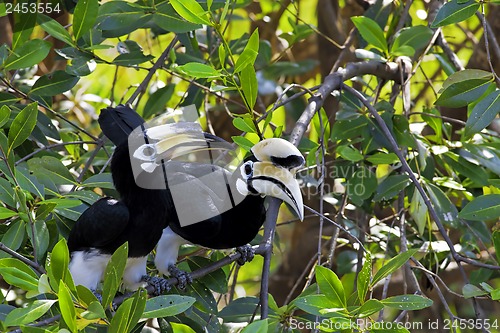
[366,152,399,165]
[241,319,268,333]
[0,206,17,219]
[458,194,500,221]
[357,299,384,317]
[373,175,410,201]
[80,301,106,320]
[381,295,433,310]
[351,16,388,53]
[2,39,51,70]
[240,64,258,110]
[153,2,202,33]
[409,189,428,235]
[176,62,221,78]
[58,282,78,333]
[357,253,372,303]
[391,25,433,55]
[143,84,175,119]
[234,29,260,73]
[82,173,115,189]
[463,284,488,298]
[431,0,479,27]
[219,297,260,323]
[316,265,346,308]
[331,115,368,140]
[0,221,25,258]
[233,117,257,134]
[47,239,74,293]
[464,90,500,137]
[142,295,196,319]
[425,182,459,227]
[73,0,99,40]
[37,14,74,46]
[347,166,377,201]
[371,249,418,286]
[8,102,38,155]
[435,69,493,108]
[337,145,363,162]
[110,289,147,333]
[187,257,227,293]
[29,71,79,97]
[113,52,154,66]
[170,0,211,25]
[0,105,11,128]
[231,137,256,152]
[0,258,38,291]
[293,294,346,317]
[4,300,57,327]
[443,152,489,186]
[12,2,37,50]
[101,242,128,309]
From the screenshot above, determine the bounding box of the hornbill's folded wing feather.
[67,197,130,251]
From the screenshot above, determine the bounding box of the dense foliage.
[1,0,500,332]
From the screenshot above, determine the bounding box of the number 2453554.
[6,2,62,14]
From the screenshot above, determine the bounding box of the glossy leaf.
[29,71,79,96]
[176,62,221,78]
[425,182,459,227]
[409,189,428,235]
[143,84,175,119]
[464,90,500,138]
[8,102,38,155]
[459,194,500,221]
[170,0,211,25]
[82,173,114,189]
[316,265,346,308]
[357,299,384,317]
[232,136,255,152]
[219,297,260,323]
[37,14,74,46]
[0,206,17,219]
[12,2,37,50]
[2,39,51,70]
[373,175,411,201]
[351,16,388,53]
[431,0,479,27]
[371,249,418,286]
[233,117,257,134]
[435,70,493,107]
[493,231,500,265]
[347,166,377,201]
[4,300,56,327]
[293,294,346,317]
[234,30,260,73]
[47,238,74,292]
[101,242,128,308]
[241,319,268,333]
[337,145,363,162]
[381,295,433,310]
[240,64,258,110]
[110,289,147,333]
[0,105,11,128]
[0,221,25,258]
[58,281,78,333]
[73,0,99,40]
[357,253,372,303]
[153,2,202,33]
[142,295,196,319]
[391,25,433,55]
[463,284,488,298]
[0,258,38,291]
[366,152,399,165]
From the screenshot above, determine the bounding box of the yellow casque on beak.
[249,161,304,221]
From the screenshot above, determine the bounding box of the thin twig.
[0,242,46,275]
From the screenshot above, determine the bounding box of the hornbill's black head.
[128,122,305,222]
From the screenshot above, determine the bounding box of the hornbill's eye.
[241,161,254,179]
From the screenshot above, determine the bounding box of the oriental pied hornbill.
[67,105,304,293]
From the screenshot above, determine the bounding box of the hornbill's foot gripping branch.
[141,275,171,296]
[236,244,255,265]
[168,265,193,290]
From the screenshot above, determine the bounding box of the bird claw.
[141,275,171,296]
[236,244,255,265]
[168,265,192,290]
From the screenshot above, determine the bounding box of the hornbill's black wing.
[67,197,130,253]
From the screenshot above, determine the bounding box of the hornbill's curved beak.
[249,161,304,221]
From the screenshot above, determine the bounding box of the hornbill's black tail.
[98,105,145,146]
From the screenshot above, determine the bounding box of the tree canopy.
[1,0,500,332]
